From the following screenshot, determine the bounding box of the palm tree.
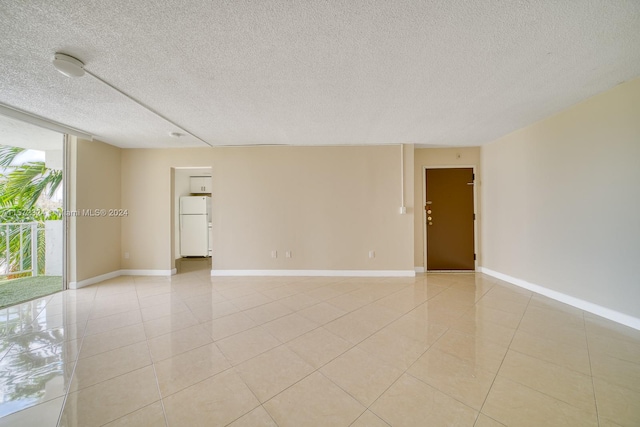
[0,145,62,208]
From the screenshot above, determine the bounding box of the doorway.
[172,167,212,276]
[424,167,476,271]
[0,115,66,308]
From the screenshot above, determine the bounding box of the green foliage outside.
[0,145,63,279]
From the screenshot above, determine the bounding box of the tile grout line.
[56,285,99,427]
[135,283,172,427]
[472,285,534,427]
[583,310,602,427]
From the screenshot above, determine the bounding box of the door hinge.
[473,213,476,220]
[474,254,477,261]
[472,173,475,181]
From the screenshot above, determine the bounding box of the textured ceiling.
[0,1,639,149]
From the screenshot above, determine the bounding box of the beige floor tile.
[286,327,352,369]
[79,324,147,359]
[190,301,241,323]
[227,406,277,426]
[70,341,151,392]
[432,330,508,373]
[498,350,596,413]
[326,293,370,312]
[84,310,142,336]
[263,371,365,427]
[351,410,390,427]
[510,329,591,375]
[598,420,624,427]
[230,293,273,310]
[370,373,477,426]
[320,347,403,406]
[476,294,529,316]
[357,327,430,370]
[297,302,346,325]
[216,326,281,365]
[528,294,584,316]
[236,345,314,402]
[304,285,353,302]
[278,293,321,311]
[89,300,140,321]
[384,312,448,344]
[243,301,293,324]
[138,293,182,309]
[262,313,318,343]
[180,290,226,308]
[147,324,212,362]
[450,315,516,348]
[408,347,496,410]
[0,396,63,427]
[590,352,640,393]
[483,376,598,427]
[518,315,588,349]
[407,300,469,326]
[459,304,522,329]
[142,310,199,339]
[324,312,381,344]
[140,300,189,322]
[593,377,640,427]
[163,370,259,427]
[475,414,506,427]
[203,312,257,341]
[588,333,640,364]
[584,315,640,343]
[135,282,173,298]
[153,342,231,397]
[5,272,639,427]
[102,401,166,427]
[60,366,160,427]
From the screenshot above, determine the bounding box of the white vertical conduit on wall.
[400,144,405,214]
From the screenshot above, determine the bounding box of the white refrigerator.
[180,196,211,257]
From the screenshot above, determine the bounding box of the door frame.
[422,165,478,272]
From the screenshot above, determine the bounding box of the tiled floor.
[1,266,639,426]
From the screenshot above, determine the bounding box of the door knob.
[428,222,433,226]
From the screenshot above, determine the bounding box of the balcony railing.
[0,222,44,278]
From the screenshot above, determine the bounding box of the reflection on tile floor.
[1,269,639,426]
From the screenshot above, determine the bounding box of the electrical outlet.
[124,252,130,259]
[368,250,375,259]
[286,251,292,258]
[271,250,277,258]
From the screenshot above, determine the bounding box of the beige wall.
[71,138,122,281]
[121,145,414,272]
[413,147,481,268]
[481,77,640,319]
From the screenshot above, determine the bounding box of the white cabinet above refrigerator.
[190,176,211,194]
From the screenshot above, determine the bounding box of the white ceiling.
[0,1,639,149]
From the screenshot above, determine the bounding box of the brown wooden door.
[425,168,475,270]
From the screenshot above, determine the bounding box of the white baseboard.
[70,269,174,289]
[69,270,121,290]
[120,269,175,276]
[414,267,425,273]
[211,269,416,277]
[479,266,640,331]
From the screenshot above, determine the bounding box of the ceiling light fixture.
[52,53,85,78]
[51,52,213,147]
